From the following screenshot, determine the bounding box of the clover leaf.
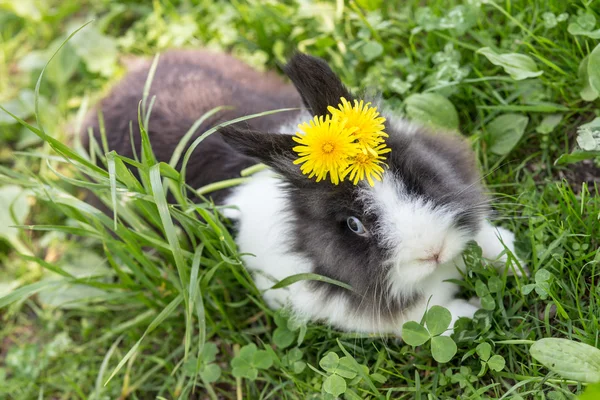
[319,352,360,397]
[475,342,505,376]
[231,343,273,380]
[568,13,600,39]
[521,269,553,300]
[401,306,458,363]
[323,374,346,398]
[273,309,305,348]
[431,336,458,363]
[475,280,496,311]
[487,355,506,372]
[402,321,430,346]
[450,366,478,388]
[182,342,222,383]
[281,348,306,374]
[426,305,452,336]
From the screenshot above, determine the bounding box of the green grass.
[1,0,600,399]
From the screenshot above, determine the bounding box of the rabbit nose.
[424,252,441,264]
[420,247,444,264]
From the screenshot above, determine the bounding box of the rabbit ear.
[218,124,311,186]
[283,53,355,117]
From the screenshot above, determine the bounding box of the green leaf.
[286,348,303,363]
[404,93,459,130]
[336,357,358,379]
[530,338,600,383]
[425,306,452,336]
[534,285,549,300]
[481,294,496,311]
[431,335,458,363]
[555,150,600,166]
[487,276,503,293]
[536,114,563,134]
[476,343,492,362]
[577,129,598,151]
[69,25,118,77]
[477,360,488,377]
[0,90,36,126]
[579,383,600,400]
[587,44,600,98]
[323,374,347,397]
[273,310,289,328]
[535,269,553,283]
[200,363,221,383]
[292,361,306,374]
[402,321,431,346]
[232,364,257,380]
[252,350,273,369]
[578,56,599,102]
[568,14,600,39]
[487,355,506,371]
[0,185,32,251]
[46,41,79,86]
[370,373,387,383]
[361,41,384,62]
[319,352,340,373]
[521,284,536,295]
[486,114,529,155]
[234,344,256,363]
[574,13,596,31]
[200,343,218,364]
[581,118,600,131]
[475,280,489,297]
[477,47,544,80]
[273,327,295,349]
[232,345,258,380]
[547,391,567,400]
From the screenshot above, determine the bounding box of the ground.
[1,0,600,399]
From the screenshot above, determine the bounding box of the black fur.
[283,53,354,117]
[86,51,487,326]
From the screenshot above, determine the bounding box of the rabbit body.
[84,50,519,336]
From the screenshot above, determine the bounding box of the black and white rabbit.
[83,50,520,335]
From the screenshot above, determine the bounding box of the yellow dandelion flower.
[345,144,391,187]
[327,97,388,153]
[292,115,360,185]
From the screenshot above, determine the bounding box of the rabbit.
[82,50,521,336]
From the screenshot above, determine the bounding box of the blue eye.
[346,216,367,236]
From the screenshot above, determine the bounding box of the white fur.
[224,163,519,337]
[276,110,312,134]
[362,173,474,293]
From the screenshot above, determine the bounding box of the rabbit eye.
[346,216,367,236]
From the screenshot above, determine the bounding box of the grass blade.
[0,280,62,308]
[270,273,354,292]
[104,294,183,385]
